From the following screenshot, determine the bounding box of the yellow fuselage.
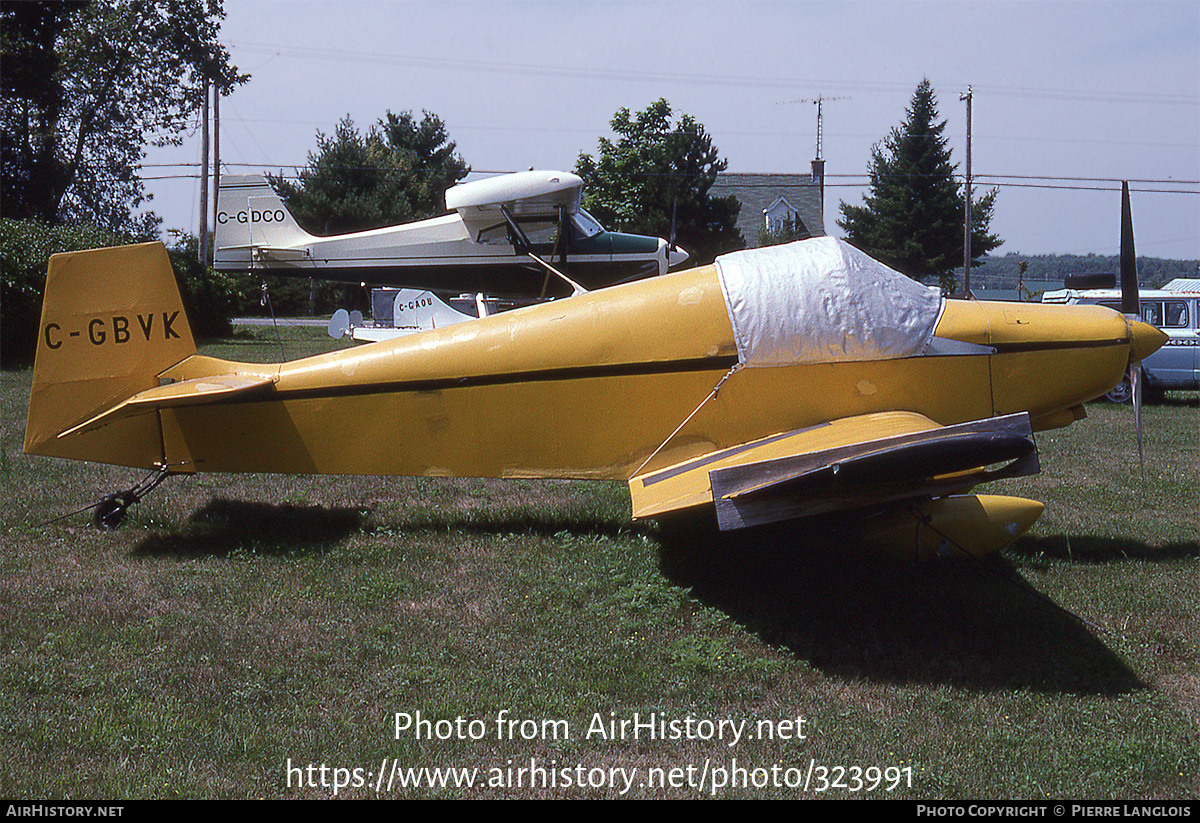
[130,264,1136,481]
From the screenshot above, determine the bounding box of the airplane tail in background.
[214,174,314,268]
[24,243,198,468]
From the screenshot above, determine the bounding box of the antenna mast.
[777,95,849,227]
[813,94,847,160]
[778,94,850,160]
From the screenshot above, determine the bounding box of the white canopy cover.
[715,237,945,368]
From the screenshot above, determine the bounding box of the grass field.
[1,326,1196,799]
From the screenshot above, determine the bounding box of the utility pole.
[960,85,973,297]
[212,85,220,264]
[199,79,209,265]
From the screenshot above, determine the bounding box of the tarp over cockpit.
[715,237,945,368]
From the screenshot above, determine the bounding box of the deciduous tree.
[1,0,244,235]
[576,99,742,266]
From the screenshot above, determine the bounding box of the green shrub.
[165,236,236,340]
[1,221,237,366]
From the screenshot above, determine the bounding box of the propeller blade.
[1121,182,1147,485]
[1132,362,1144,482]
[1120,181,1138,316]
[669,199,677,251]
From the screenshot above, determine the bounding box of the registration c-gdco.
[217,210,287,224]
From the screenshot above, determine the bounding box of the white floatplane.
[214,170,689,298]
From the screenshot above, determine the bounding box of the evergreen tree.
[576,99,742,266]
[378,110,469,218]
[269,110,469,236]
[837,79,1000,291]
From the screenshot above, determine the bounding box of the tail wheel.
[93,494,128,530]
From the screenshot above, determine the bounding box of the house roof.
[712,173,826,247]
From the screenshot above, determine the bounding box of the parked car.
[1042,277,1199,402]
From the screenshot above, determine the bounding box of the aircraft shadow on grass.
[133,498,369,558]
[654,516,1148,695]
[133,498,1155,694]
[132,495,633,558]
[1010,534,1199,563]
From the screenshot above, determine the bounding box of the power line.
[131,163,1199,196]
[137,162,1200,187]
[977,174,1200,185]
[229,40,1200,107]
[192,114,1199,151]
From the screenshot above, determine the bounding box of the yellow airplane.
[24,209,1165,559]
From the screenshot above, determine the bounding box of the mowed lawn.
[1,326,1196,799]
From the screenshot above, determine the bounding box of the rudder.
[214,174,313,269]
[24,242,197,468]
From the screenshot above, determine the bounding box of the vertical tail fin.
[24,242,196,468]
[213,174,313,269]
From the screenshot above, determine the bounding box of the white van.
[1042,278,1199,402]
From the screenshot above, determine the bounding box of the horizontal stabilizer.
[217,244,310,261]
[59,374,275,438]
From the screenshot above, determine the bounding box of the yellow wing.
[628,411,1039,531]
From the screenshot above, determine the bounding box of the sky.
[144,0,1200,262]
